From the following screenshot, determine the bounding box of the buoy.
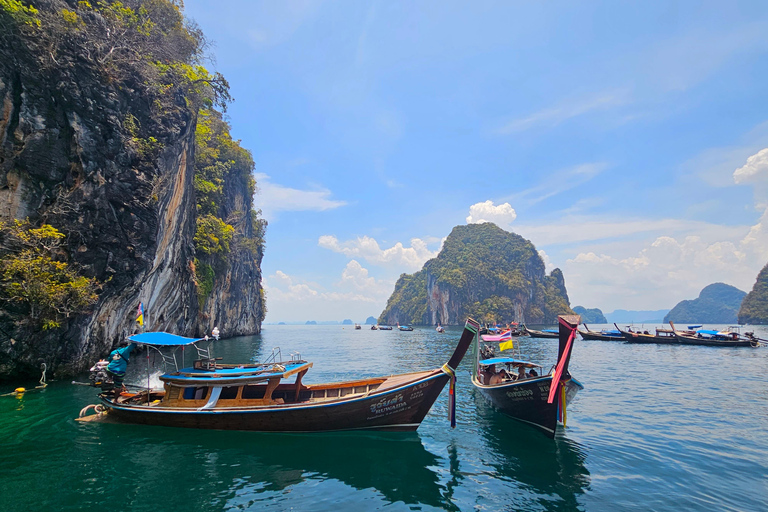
[14,387,25,394]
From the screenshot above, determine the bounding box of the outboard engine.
[88,360,114,391]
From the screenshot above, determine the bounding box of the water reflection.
[86,426,452,511]
[474,397,591,511]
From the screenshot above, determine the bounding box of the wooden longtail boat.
[79,320,479,432]
[578,324,624,341]
[615,324,679,345]
[522,325,560,339]
[472,315,583,438]
[669,322,757,348]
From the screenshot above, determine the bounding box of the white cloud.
[466,200,517,228]
[340,260,377,291]
[734,148,768,184]
[497,91,630,134]
[503,162,609,206]
[263,265,394,322]
[318,235,439,271]
[538,249,555,273]
[253,173,346,221]
[560,150,768,312]
[565,219,768,311]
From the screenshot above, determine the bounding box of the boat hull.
[578,330,624,341]
[474,376,583,438]
[100,371,450,432]
[620,332,678,345]
[524,329,559,339]
[674,334,754,347]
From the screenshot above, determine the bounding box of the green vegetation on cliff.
[663,283,746,324]
[379,223,573,325]
[573,306,607,324]
[738,263,768,324]
[0,220,99,330]
[192,107,266,313]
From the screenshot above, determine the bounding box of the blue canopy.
[688,325,703,329]
[543,329,558,333]
[128,332,204,346]
[479,357,539,367]
[696,329,720,336]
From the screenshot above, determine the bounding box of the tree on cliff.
[738,263,768,324]
[379,223,574,325]
[0,220,99,330]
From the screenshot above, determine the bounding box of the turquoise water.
[1,324,767,511]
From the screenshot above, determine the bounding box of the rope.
[79,404,105,418]
[36,363,47,388]
[441,364,457,428]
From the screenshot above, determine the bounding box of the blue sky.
[184,1,768,322]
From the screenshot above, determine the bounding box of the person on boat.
[212,326,220,341]
[527,368,538,378]
[517,366,526,380]
[106,341,137,394]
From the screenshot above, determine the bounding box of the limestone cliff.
[663,283,745,324]
[738,263,768,324]
[379,223,573,325]
[0,1,265,379]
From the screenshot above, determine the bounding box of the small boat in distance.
[378,325,393,330]
[578,324,624,341]
[436,324,445,333]
[522,326,559,338]
[473,315,583,438]
[397,323,414,331]
[371,324,378,330]
[78,321,480,432]
[354,324,361,330]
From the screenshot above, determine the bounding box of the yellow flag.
[499,340,514,351]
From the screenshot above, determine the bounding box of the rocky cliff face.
[0,1,264,379]
[380,223,573,325]
[738,263,768,324]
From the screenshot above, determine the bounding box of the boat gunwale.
[101,369,446,414]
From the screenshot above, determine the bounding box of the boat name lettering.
[370,393,404,413]
[409,389,424,400]
[505,388,534,399]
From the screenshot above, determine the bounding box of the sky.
[183,0,768,323]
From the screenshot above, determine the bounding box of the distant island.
[664,283,745,324]
[738,262,768,324]
[573,306,607,324]
[305,321,318,325]
[365,316,377,325]
[379,223,573,325]
[605,309,671,324]
[341,319,354,325]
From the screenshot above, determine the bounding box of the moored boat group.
[580,322,766,348]
[78,315,590,438]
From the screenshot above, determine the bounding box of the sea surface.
[1,324,767,511]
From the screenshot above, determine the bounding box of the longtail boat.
[670,322,757,348]
[522,325,560,339]
[472,315,583,438]
[578,324,624,341]
[615,324,678,345]
[78,319,479,432]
